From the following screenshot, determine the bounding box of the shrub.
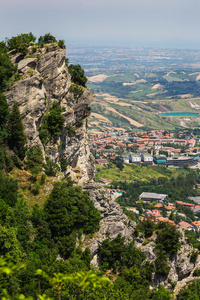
[69,84,84,102]
[43,160,60,176]
[58,39,65,49]
[193,268,200,276]
[67,125,76,137]
[155,254,170,277]
[60,158,68,172]
[190,250,198,263]
[6,32,36,56]
[40,173,46,185]
[39,101,65,145]
[26,146,43,170]
[30,183,40,195]
[68,64,87,87]
[38,33,57,44]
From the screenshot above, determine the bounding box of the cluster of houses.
[89,129,200,167]
[123,152,199,167]
[139,192,200,231]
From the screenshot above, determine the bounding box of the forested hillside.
[0,33,200,299]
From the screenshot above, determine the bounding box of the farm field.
[87,70,200,131]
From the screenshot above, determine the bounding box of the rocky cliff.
[81,184,200,292]
[5,42,200,296]
[6,43,95,183]
[134,228,200,291]
[81,183,136,266]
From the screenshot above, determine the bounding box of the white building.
[123,156,129,163]
[130,154,141,163]
[141,153,153,162]
[139,192,168,202]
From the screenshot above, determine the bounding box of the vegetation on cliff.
[0,33,197,299]
[39,101,65,145]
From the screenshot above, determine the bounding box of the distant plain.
[67,46,200,131]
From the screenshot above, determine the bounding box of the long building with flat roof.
[139,192,168,202]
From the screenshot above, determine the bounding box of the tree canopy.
[68,64,87,87]
[8,102,26,160]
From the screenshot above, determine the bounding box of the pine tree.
[0,94,9,130]
[8,102,26,160]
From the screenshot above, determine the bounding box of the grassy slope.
[10,168,58,209]
[95,163,190,182]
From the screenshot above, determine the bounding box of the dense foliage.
[39,101,65,145]
[155,222,181,256]
[8,102,27,160]
[99,234,145,271]
[38,33,57,44]
[177,279,200,300]
[44,181,101,257]
[0,33,186,299]
[0,41,25,170]
[6,32,36,56]
[68,64,87,87]
[0,42,17,91]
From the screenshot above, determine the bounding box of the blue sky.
[1,0,200,49]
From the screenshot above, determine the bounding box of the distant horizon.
[1,0,200,53]
[1,34,200,52]
[65,42,200,51]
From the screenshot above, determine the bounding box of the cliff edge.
[6,43,95,184]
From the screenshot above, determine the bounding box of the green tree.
[39,101,65,145]
[44,180,100,257]
[60,158,68,172]
[0,42,17,92]
[177,279,200,300]
[0,173,18,207]
[68,64,87,87]
[112,156,124,171]
[26,146,44,172]
[38,33,57,44]
[0,94,9,130]
[6,33,36,56]
[43,160,60,177]
[152,285,173,300]
[8,102,26,160]
[0,225,25,263]
[156,222,182,256]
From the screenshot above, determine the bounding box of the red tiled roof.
[192,221,200,227]
[155,204,163,208]
[179,221,193,229]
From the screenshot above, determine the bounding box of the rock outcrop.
[81,183,136,266]
[135,228,199,290]
[6,43,200,296]
[6,44,95,183]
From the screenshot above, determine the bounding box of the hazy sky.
[1,0,200,49]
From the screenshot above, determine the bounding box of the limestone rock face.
[81,183,136,266]
[167,230,195,282]
[6,44,95,183]
[133,228,199,290]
